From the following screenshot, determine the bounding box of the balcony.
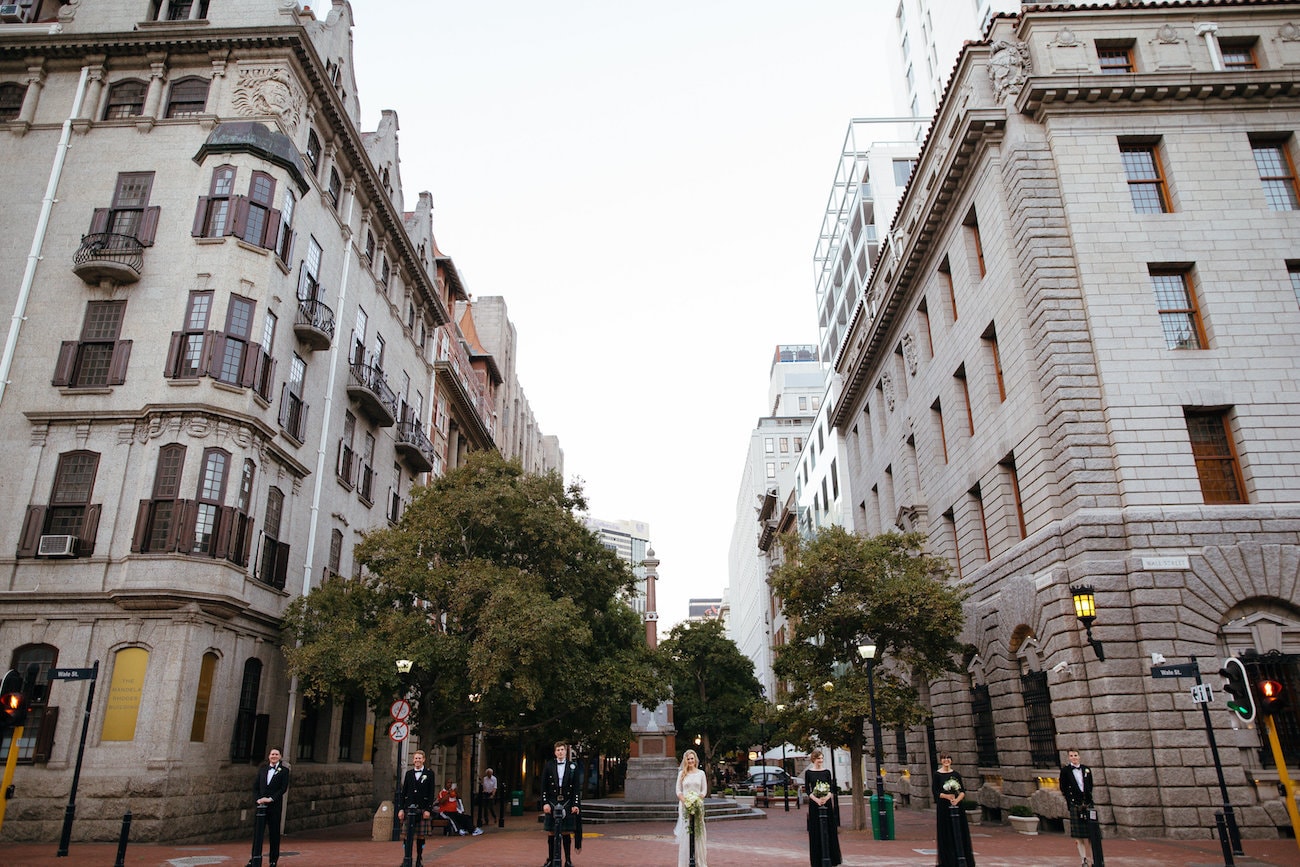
[293,297,335,351]
[72,233,143,285]
[346,361,398,427]
[395,419,436,473]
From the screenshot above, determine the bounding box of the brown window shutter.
[277,383,290,428]
[213,505,234,560]
[17,505,46,558]
[77,504,102,557]
[278,229,294,265]
[237,343,259,389]
[202,331,224,379]
[108,340,132,386]
[263,208,282,250]
[273,542,291,589]
[89,208,110,234]
[131,499,151,552]
[192,197,209,237]
[138,205,161,246]
[164,331,185,378]
[52,341,78,386]
[33,706,59,763]
[230,195,249,239]
[173,499,197,553]
[238,514,255,566]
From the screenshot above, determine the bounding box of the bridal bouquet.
[683,791,705,836]
[812,781,831,798]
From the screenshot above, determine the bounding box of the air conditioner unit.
[37,534,77,557]
[0,5,24,24]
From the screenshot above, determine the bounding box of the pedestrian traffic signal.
[1219,657,1255,723]
[0,669,27,728]
[1256,679,1286,717]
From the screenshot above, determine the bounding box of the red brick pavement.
[3,802,1297,866]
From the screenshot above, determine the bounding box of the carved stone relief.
[902,333,918,376]
[882,372,896,413]
[988,39,1031,102]
[231,65,303,132]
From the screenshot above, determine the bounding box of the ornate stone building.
[0,0,525,843]
[829,0,1300,839]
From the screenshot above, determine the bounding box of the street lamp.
[392,659,414,842]
[468,692,482,826]
[776,704,789,812]
[857,640,890,841]
[1070,585,1106,661]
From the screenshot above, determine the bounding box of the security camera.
[1051,660,1070,674]
[1151,652,1166,666]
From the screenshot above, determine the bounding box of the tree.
[770,526,965,830]
[658,619,764,775]
[282,452,665,760]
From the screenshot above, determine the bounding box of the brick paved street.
[3,801,1296,866]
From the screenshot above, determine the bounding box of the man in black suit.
[1059,748,1095,867]
[398,749,436,867]
[540,742,581,867]
[254,748,290,867]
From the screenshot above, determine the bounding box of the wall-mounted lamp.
[396,659,414,674]
[1069,585,1105,662]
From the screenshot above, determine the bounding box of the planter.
[964,807,982,826]
[1008,814,1039,835]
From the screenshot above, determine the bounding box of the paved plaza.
[3,800,1297,867]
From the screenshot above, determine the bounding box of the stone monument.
[623,548,679,803]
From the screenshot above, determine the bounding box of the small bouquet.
[683,791,705,836]
[812,781,831,798]
[942,778,963,794]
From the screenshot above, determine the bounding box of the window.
[0,82,24,121]
[364,231,375,264]
[258,487,289,589]
[164,77,209,118]
[327,167,342,210]
[0,645,58,763]
[1002,453,1026,539]
[766,462,776,479]
[932,399,948,463]
[955,365,974,435]
[830,458,839,500]
[798,396,807,411]
[216,296,255,385]
[239,171,278,247]
[892,158,916,186]
[1120,142,1171,213]
[971,684,999,767]
[943,508,962,578]
[305,129,321,175]
[1251,138,1300,211]
[299,235,323,302]
[254,311,276,401]
[166,291,212,378]
[939,257,957,320]
[1149,269,1206,350]
[1021,670,1060,768]
[190,652,218,743]
[1219,39,1258,70]
[279,354,308,442]
[779,437,789,453]
[1185,409,1247,504]
[794,437,803,452]
[276,189,296,263]
[195,166,236,238]
[917,299,933,358]
[337,411,356,487]
[982,323,1005,402]
[154,0,210,19]
[1096,44,1134,73]
[380,256,391,289]
[764,437,774,454]
[230,658,263,763]
[103,80,146,120]
[328,528,343,576]
[388,463,402,523]
[971,484,990,561]
[1290,262,1300,307]
[358,431,375,504]
[133,443,186,553]
[53,301,131,388]
[90,172,159,244]
[192,448,229,555]
[16,452,101,559]
[964,209,985,278]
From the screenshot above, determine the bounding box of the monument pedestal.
[625,701,677,804]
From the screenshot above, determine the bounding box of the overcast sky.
[351,0,895,628]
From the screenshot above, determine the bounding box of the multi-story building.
[726,345,824,695]
[830,0,1300,838]
[586,517,651,615]
[0,0,515,842]
[687,598,723,622]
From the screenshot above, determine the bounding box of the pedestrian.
[1060,748,1096,867]
[253,747,290,867]
[481,766,499,824]
[804,748,841,866]
[438,781,480,835]
[541,742,582,867]
[675,748,709,867]
[933,751,975,867]
[398,750,436,866]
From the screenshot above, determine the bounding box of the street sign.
[1151,662,1200,678]
[389,720,409,742]
[51,668,97,681]
[1191,683,1214,704]
[390,699,410,721]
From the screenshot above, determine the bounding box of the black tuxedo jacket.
[401,768,436,812]
[254,762,291,809]
[1059,762,1094,807]
[541,758,581,811]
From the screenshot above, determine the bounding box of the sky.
[349,0,896,628]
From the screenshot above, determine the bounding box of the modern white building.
[586,516,652,615]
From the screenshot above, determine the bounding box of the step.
[579,798,767,824]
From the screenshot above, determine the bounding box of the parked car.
[740,766,792,792]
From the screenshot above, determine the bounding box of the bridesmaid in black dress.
[933,752,976,867]
[803,748,841,867]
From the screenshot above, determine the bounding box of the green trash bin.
[510,790,524,816]
[869,793,895,841]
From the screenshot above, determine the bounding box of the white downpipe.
[283,185,357,755]
[0,66,90,408]
[1197,23,1223,72]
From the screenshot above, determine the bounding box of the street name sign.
[1151,662,1200,679]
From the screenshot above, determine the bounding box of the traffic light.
[0,669,27,728]
[1257,679,1286,717]
[1219,657,1256,723]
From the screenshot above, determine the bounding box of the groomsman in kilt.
[541,742,582,867]
[398,750,436,867]
[1060,748,1096,867]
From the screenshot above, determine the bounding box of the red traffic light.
[1257,679,1286,716]
[0,690,27,727]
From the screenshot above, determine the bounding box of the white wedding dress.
[674,768,709,867]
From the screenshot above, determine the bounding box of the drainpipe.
[0,65,90,408]
[1197,22,1223,71]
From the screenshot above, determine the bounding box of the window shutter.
[192,197,209,236]
[89,208,110,234]
[79,504,101,556]
[131,500,151,552]
[296,401,309,442]
[273,542,291,589]
[213,505,235,559]
[237,514,255,566]
[237,344,259,389]
[52,341,78,386]
[279,229,295,265]
[33,706,59,763]
[108,340,132,386]
[276,383,290,427]
[254,353,275,400]
[263,208,282,250]
[173,499,197,553]
[163,331,184,377]
[138,205,161,246]
[202,331,223,379]
[17,505,46,558]
[230,195,249,239]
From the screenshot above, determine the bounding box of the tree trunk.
[849,720,867,831]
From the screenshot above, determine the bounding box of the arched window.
[1,644,58,763]
[231,657,263,762]
[103,80,147,120]
[190,651,219,742]
[165,76,210,118]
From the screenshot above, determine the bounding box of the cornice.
[1018,69,1300,121]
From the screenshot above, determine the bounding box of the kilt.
[543,812,579,834]
[401,814,436,840]
[1069,804,1094,839]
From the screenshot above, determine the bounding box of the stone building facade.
[0,0,524,843]
[829,1,1300,839]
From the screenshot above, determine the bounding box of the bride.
[674,749,708,867]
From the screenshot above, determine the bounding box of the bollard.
[948,803,968,867]
[112,811,132,867]
[246,803,267,867]
[1214,811,1235,867]
[688,821,696,867]
[817,806,832,867]
[1086,806,1105,867]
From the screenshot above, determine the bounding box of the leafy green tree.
[771,526,965,830]
[282,452,665,760]
[658,618,764,774]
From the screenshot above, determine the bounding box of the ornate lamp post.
[776,703,790,812]
[392,659,413,842]
[857,640,890,841]
[1070,585,1106,661]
